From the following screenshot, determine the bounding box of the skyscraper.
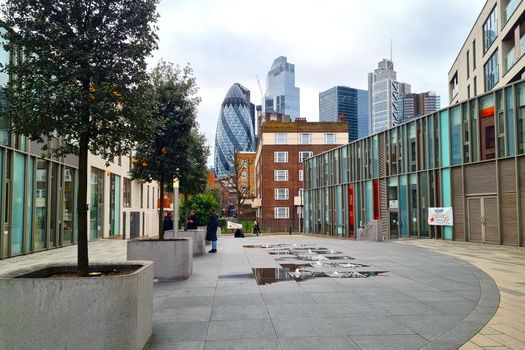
[214,83,256,179]
[400,91,441,124]
[368,59,411,134]
[319,86,369,141]
[264,56,300,120]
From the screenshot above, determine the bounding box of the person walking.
[253,220,261,236]
[187,210,199,229]
[206,208,218,253]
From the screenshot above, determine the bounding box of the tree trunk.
[159,179,165,240]
[77,132,90,277]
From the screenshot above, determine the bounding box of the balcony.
[504,33,525,73]
[504,0,522,24]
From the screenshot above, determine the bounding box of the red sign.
[480,106,494,118]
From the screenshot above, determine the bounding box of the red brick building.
[253,118,348,232]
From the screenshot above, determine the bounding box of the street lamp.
[173,178,179,236]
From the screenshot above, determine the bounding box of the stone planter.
[0,261,153,350]
[127,238,192,280]
[177,229,206,256]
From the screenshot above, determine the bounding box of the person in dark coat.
[206,208,218,253]
[253,220,261,236]
[163,212,173,232]
[187,210,199,229]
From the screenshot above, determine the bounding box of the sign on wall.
[428,207,454,226]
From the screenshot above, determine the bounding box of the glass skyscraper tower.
[319,86,369,141]
[214,83,256,179]
[264,56,300,120]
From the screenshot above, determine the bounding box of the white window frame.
[299,169,304,181]
[298,188,304,197]
[325,133,336,144]
[300,133,312,144]
[274,188,289,200]
[275,133,287,144]
[299,151,313,163]
[241,171,247,179]
[274,207,289,219]
[273,151,288,163]
[274,170,288,181]
[241,160,247,168]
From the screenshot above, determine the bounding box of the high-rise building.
[319,86,369,141]
[400,91,440,124]
[264,56,300,120]
[368,59,411,134]
[448,0,525,104]
[214,83,256,179]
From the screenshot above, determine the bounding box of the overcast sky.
[148,0,485,165]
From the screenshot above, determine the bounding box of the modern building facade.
[319,86,369,141]
[401,91,441,124]
[448,0,525,104]
[264,56,300,120]
[304,79,525,247]
[368,59,411,134]
[214,83,256,179]
[253,119,348,232]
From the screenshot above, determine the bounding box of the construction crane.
[256,75,264,101]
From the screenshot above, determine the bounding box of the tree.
[220,149,253,217]
[179,129,210,229]
[131,60,200,239]
[179,192,220,227]
[1,0,159,276]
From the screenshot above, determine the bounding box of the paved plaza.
[0,235,520,350]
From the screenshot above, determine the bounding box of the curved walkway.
[398,240,525,350]
[148,236,499,349]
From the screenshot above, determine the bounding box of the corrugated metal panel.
[64,154,79,168]
[465,162,497,195]
[468,198,482,242]
[499,159,516,193]
[452,167,464,241]
[30,140,46,157]
[378,133,386,177]
[380,178,388,238]
[501,193,518,245]
[484,197,499,243]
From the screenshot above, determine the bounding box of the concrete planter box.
[0,261,153,350]
[127,238,192,280]
[177,230,206,256]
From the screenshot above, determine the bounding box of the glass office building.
[214,83,256,179]
[264,56,300,120]
[305,80,525,247]
[319,86,369,142]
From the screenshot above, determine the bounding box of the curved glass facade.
[214,83,255,179]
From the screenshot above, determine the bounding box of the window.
[299,169,304,181]
[298,188,304,197]
[274,207,289,219]
[274,188,289,200]
[146,185,150,209]
[473,76,477,96]
[275,133,287,144]
[123,178,131,207]
[325,133,336,144]
[473,40,476,69]
[300,133,312,144]
[299,151,313,162]
[483,7,497,53]
[274,151,288,163]
[484,50,499,91]
[241,160,247,168]
[241,171,247,179]
[467,50,470,78]
[274,170,288,181]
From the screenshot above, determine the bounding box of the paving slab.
[0,236,504,349]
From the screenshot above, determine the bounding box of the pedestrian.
[187,210,199,229]
[206,208,218,253]
[163,212,173,232]
[253,220,261,236]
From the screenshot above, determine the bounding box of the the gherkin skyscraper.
[214,83,255,179]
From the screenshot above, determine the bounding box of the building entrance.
[389,211,399,239]
[468,196,498,243]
